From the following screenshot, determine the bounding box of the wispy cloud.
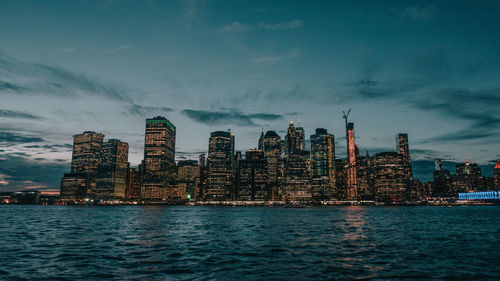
[0,132,44,145]
[218,19,303,32]
[0,109,42,119]
[0,50,132,101]
[396,5,437,21]
[181,109,283,127]
[249,49,301,64]
[126,104,174,118]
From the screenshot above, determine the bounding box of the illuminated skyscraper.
[60,131,104,200]
[70,131,105,174]
[397,133,412,179]
[237,149,268,201]
[263,131,281,186]
[95,139,129,199]
[494,160,500,189]
[206,131,233,200]
[372,152,406,202]
[142,116,176,202]
[284,120,311,201]
[126,167,141,201]
[310,128,335,199]
[345,122,357,199]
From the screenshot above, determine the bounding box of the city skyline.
[1,0,500,194]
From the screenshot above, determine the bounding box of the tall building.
[95,139,129,199]
[310,128,336,199]
[452,159,482,193]
[177,160,202,200]
[60,131,104,200]
[199,153,206,166]
[432,159,452,196]
[495,160,500,189]
[237,149,268,201]
[206,131,233,200]
[345,122,358,200]
[70,131,105,174]
[126,167,142,201]
[142,116,176,202]
[396,133,413,179]
[263,131,281,186]
[372,152,406,202]
[283,120,311,201]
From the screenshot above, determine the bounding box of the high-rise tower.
[397,133,412,179]
[142,116,176,202]
[311,128,336,198]
[60,131,104,200]
[494,160,500,189]
[206,131,233,200]
[95,139,129,199]
[343,109,357,200]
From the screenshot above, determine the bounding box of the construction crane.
[342,107,352,126]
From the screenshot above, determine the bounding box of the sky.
[1,0,499,193]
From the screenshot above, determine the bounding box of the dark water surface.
[1,205,499,280]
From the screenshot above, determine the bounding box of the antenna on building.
[298,110,301,126]
[342,107,352,126]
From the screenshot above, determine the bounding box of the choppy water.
[1,205,499,280]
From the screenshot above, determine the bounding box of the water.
[1,206,499,280]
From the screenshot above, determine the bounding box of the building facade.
[95,139,129,199]
[142,116,176,202]
[206,131,233,200]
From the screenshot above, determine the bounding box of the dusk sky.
[1,0,499,193]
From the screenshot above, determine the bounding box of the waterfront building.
[177,160,202,200]
[142,116,176,202]
[495,160,500,189]
[262,131,281,198]
[310,128,336,200]
[345,122,358,199]
[451,159,482,193]
[371,152,406,202]
[206,131,233,200]
[126,167,141,201]
[237,149,268,201]
[60,131,104,200]
[95,139,129,199]
[396,133,413,179]
[283,120,311,201]
[432,159,452,196]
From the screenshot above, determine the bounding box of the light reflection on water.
[1,205,499,280]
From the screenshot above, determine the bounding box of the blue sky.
[0,0,499,193]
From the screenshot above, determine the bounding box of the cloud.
[218,20,303,32]
[0,132,44,145]
[0,154,68,192]
[127,104,174,118]
[249,49,301,64]
[0,50,132,101]
[397,5,437,21]
[181,109,283,126]
[0,109,42,119]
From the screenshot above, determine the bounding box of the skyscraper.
[142,116,176,202]
[310,128,335,199]
[60,131,104,200]
[345,122,358,200]
[397,133,412,179]
[206,131,233,200]
[372,152,406,202]
[263,131,281,184]
[237,149,268,201]
[70,131,105,174]
[95,139,129,199]
[494,160,500,189]
[126,167,142,201]
[284,120,311,201]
